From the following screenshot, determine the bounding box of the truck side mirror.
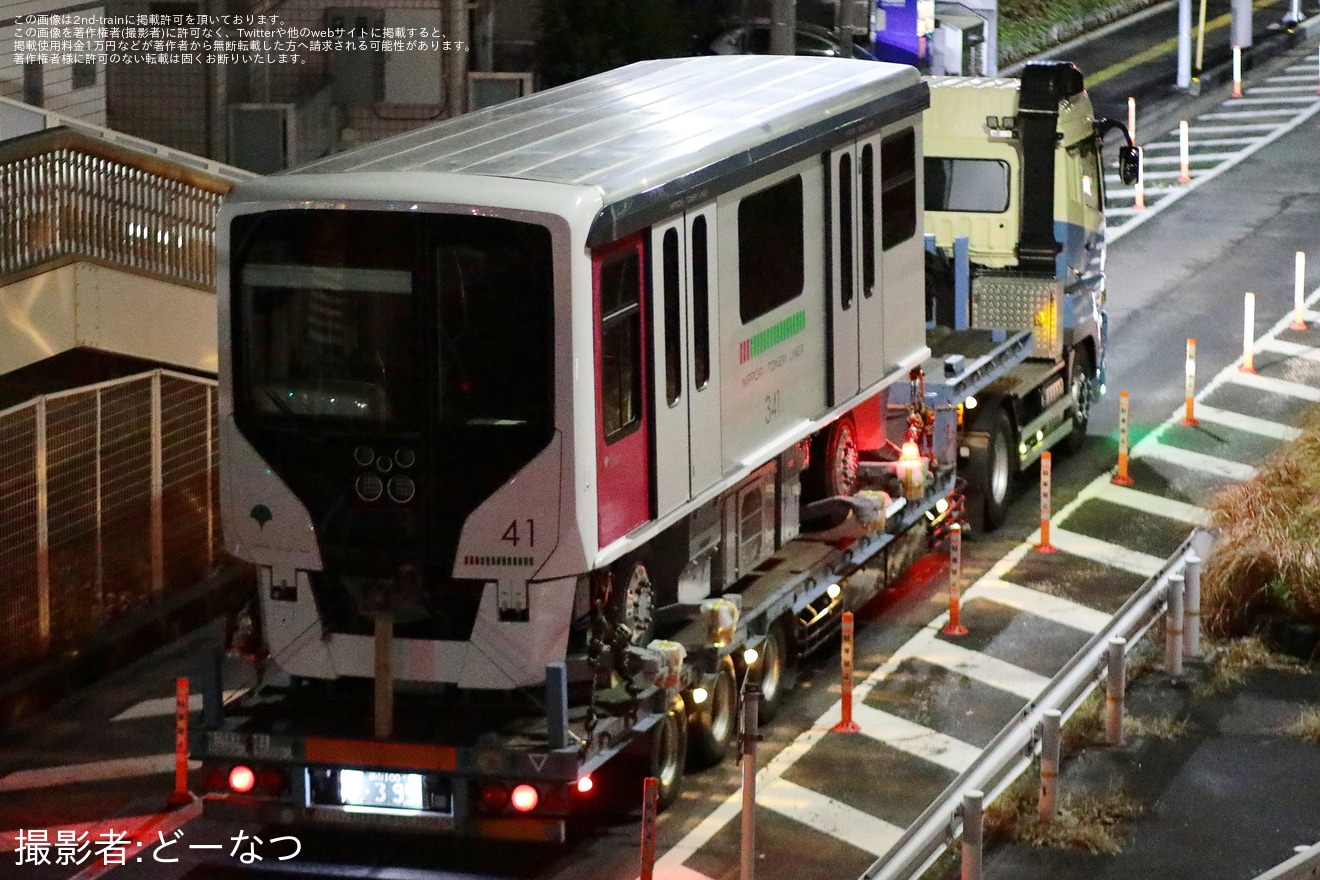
[1118,146,1140,186]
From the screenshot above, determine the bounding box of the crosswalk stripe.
[757,778,905,857]
[1186,122,1285,132]
[111,689,247,722]
[1227,370,1320,403]
[1141,137,1261,149]
[0,755,200,792]
[1249,85,1320,93]
[1082,481,1210,526]
[1221,95,1320,104]
[1035,527,1166,578]
[848,703,981,773]
[1132,439,1258,482]
[912,634,1049,700]
[1193,404,1302,441]
[1140,152,1244,164]
[1258,337,1320,362]
[964,577,1110,634]
[1200,111,1304,121]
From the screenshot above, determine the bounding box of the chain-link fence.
[0,369,220,675]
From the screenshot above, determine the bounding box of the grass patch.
[999,0,1163,63]
[985,772,1144,854]
[1196,636,1305,696]
[1284,708,1320,745]
[1201,408,1320,640]
[1063,688,1191,748]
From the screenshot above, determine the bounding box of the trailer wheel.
[753,622,793,723]
[688,656,737,768]
[804,416,859,500]
[1062,348,1095,455]
[966,406,1014,532]
[650,694,688,810]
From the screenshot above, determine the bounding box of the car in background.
[705,20,876,60]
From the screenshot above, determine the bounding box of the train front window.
[233,211,554,437]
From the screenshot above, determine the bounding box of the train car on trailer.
[197,54,1120,842]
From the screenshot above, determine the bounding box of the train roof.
[289,56,928,245]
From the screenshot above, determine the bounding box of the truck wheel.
[1062,349,1095,455]
[966,407,1014,532]
[804,417,859,500]
[688,656,737,768]
[650,694,688,810]
[753,622,794,723]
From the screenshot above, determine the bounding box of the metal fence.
[0,125,249,289]
[0,369,219,675]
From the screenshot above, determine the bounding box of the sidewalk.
[975,652,1320,880]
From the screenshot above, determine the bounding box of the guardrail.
[1253,842,1320,880]
[858,528,1214,880]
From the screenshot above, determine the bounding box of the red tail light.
[228,765,255,793]
[478,783,510,813]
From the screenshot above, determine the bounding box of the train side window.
[738,175,804,323]
[662,228,682,406]
[598,244,643,442]
[881,128,917,250]
[838,153,853,310]
[692,215,711,390]
[861,143,876,297]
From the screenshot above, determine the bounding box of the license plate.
[338,769,425,811]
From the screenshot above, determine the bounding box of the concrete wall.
[0,263,217,375]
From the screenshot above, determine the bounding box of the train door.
[686,205,722,496]
[650,221,691,518]
[828,145,861,405]
[856,135,887,387]
[594,235,651,548]
[879,126,926,370]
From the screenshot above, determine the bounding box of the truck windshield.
[925,157,1011,213]
[232,210,554,436]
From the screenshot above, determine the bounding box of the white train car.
[218,55,930,691]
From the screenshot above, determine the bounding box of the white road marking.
[1249,85,1320,93]
[1228,370,1320,403]
[0,814,159,852]
[964,578,1111,634]
[848,703,982,773]
[1220,95,1320,104]
[1140,137,1261,149]
[912,632,1050,700]
[1192,404,1302,441]
[1199,109,1305,119]
[757,778,905,857]
[1258,337,1320,362]
[1140,151,1244,164]
[111,688,247,721]
[0,755,200,792]
[1033,528,1166,578]
[1081,481,1210,527]
[1131,439,1258,483]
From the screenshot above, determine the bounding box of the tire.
[649,694,688,810]
[753,622,794,724]
[1062,347,1095,456]
[688,656,738,768]
[966,406,1015,532]
[804,416,860,501]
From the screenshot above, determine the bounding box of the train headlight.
[388,476,416,503]
[354,445,375,467]
[355,473,384,502]
[394,447,416,469]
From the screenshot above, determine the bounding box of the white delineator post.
[943,524,969,636]
[1182,338,1199,426]
[1232,45,1243,97]
[1241,292,1257,373]
[1113,391,1134,486]
[1036,452,1057,554]
[1292,251,1308,331]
